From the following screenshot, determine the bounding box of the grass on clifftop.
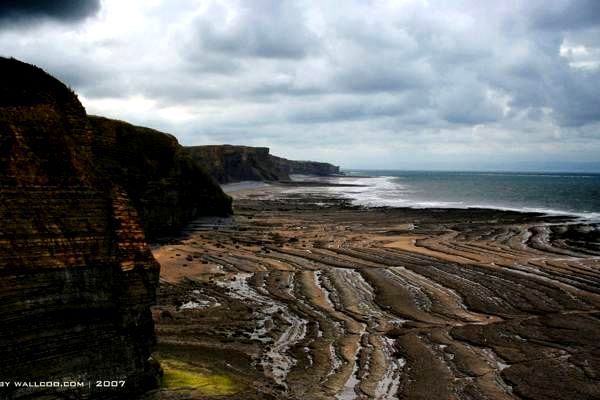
[160,358,239,396]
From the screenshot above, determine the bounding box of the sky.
[1,0,600,171]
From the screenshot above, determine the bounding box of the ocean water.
[303,170,600,220]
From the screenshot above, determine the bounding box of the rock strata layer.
[0,57,229,398]
[0,56,160,399]
[89,116,232,239]
[153,185,600,400]
[185,145,340,183]
[271,155,341,177]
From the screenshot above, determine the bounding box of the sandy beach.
[150,181,600,400]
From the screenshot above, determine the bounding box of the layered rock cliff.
[185,145,340,184]
[271,155,341,176]
[88,116,232,239]
[0,57,229,398]
[185,145,290,183]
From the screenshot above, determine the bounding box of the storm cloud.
[0,0,100,22]
[0,0,599,170]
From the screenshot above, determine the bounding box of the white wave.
[285,175,600,222]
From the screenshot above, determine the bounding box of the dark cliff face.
[185,145,340,183]
[0,57,229,398]
[270,155,341,176]
[0,57,159,398]
[185,145,290,183]
[88,116,232,239]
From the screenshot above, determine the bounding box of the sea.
[297,170,600,221]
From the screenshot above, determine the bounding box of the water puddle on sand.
[335,324,367,399]
[314,270,336,308]
[374,337,404,399]
[326,343,344,379]
[264,313,307,388]
[216,272,308,389]
[179,289,221,310]
[179,299,221,309]
[336,357,360,399]
[214,270,405,397]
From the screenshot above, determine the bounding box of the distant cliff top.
[0,57,93,187]
[0,56,232,236]
[192,144,270,152]
[185,145,341,184]
[89,116,232,238]
[0,56,79,107]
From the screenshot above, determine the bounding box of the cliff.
[271,155,341,176]
[185,145,290,183]
[0,57,229,398]
[88,116,232,239]
[185,145,340,183]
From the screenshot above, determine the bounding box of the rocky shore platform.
[149,183,600,400]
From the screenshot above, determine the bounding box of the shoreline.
[150,184,600,400]
[222,178,594,223]
[234,175,600,222]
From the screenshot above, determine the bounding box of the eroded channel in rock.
[153,194,600,400]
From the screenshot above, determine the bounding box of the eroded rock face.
[270,155,341,176]
[0,57,162,398]
[185,145,290,183]
[185,145,340,183]
[88,116,232,239]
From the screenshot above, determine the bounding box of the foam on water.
[287,173,600,222]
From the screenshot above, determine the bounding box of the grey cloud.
[287,93,428,124]
[288,99,370,124]
[435,86,504,125]
[191,0,319,59]
[334,58,434,93]
[184,55,242,75]
[2,0,600,170]
[0,0,100,23]
[531,0,600,31]
[247,81,321,97]
[550,70,600,127]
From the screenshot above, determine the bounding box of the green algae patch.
[160,358,239,396]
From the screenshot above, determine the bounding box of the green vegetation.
[160,358,239,396]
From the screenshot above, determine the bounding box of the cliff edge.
[270,155,341,177]
[0,57,230,398]
[185,145,341,184]
[89,116,232,239]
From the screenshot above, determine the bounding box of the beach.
[150,179,600,400]
[4,2,600,398]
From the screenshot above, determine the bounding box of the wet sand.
[149,183,600,399]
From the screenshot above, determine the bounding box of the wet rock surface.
[152,188,600,399]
